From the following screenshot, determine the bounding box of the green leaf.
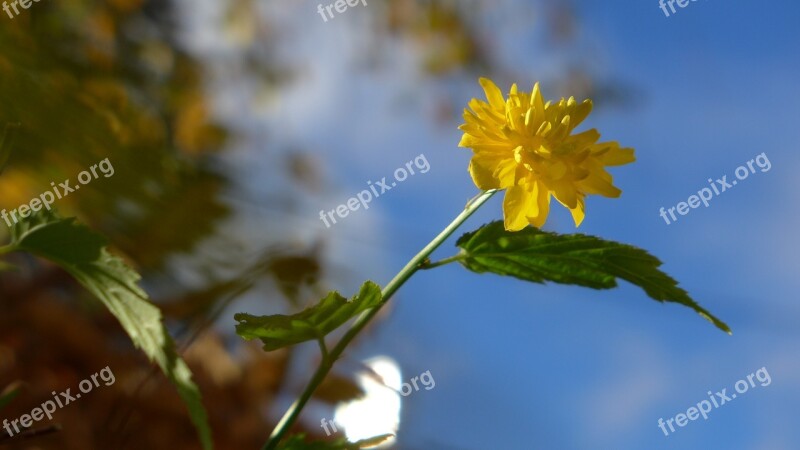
[277,433,393,450]
[455,221,730,333]
[235,281,382,351]
[6,211,213,449]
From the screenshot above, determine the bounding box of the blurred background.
[0,0,798,449]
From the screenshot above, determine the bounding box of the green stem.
[262,189,497,450]
[419,254,464,270]
[316,337,330,363]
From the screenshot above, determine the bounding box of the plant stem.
[262,189,497,449]
[316,337,330,363]
[419,254,464,270]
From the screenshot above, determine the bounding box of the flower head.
[459,77,635,231]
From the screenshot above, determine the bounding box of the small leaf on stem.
[235,281,382,352]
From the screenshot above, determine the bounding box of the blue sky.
[187,0,800,448]
[364,1,799,448]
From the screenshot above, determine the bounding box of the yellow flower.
[459,78,635,231]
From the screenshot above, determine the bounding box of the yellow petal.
[469,161,500,190]
[592,141,636,166]
[578,170,621,198]
[603,147,636,166]
[530,82,546,125]
[479,77,506,111]
[543,160,568,180]
[469,152,516,190]
[536,121,552,137]
[570,197,586,227]
[569,99,593,128]
[469,98,504,122]
[462,109,482,126]
[527,181,551,228]
[565,128,600,150]
[549,115,571,143]
[459,123,484,136]
[458,134,484,147]
[503,182,537,231]
[551,180,579,209]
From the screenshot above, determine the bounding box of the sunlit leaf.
[5,211,213,449]
[235,281,382,351]
[456,221,730,333]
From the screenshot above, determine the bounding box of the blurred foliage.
[384,0,488,75]
[0,284,289,449]
[0,0,228,268]
[0,0,324,448]
[0,124,19,176]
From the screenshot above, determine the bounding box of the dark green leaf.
[0,122,20,175]
[456,221,730,333]
[235,281,382,351]
[7,211,213,449]
[277,433,393,450]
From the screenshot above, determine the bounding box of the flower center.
[514,144,570,181]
